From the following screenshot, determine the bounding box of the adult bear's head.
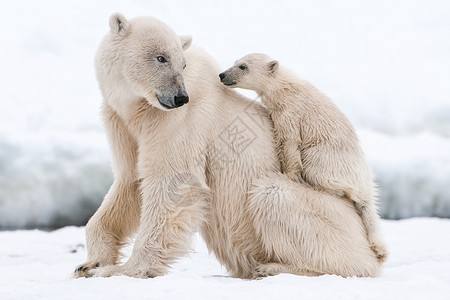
[96,13,192,111]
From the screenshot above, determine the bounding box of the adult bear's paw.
[89,265,125,278]
[252,263,285,279]
[74,261,101,278]
[90,264,160,279]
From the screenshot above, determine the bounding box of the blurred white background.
[1,0,449,229]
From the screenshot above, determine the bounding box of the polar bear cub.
[219,53,387,262]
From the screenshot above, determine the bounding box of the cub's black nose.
[219,72,226,81]
[174,94,189,107]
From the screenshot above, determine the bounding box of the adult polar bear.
[74,13,381,279]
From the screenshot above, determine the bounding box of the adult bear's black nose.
[219,72,226,81]
[174,93,189,107]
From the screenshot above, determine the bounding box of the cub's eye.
[157,56,167,63]
[239,64,247,70]
[183,64,187,70]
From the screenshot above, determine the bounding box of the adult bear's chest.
[132,111,208,177]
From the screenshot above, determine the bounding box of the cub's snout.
[219,71,236,86]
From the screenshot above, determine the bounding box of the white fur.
[221,53,388,263]
[75,14,383,280]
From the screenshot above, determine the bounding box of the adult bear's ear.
[268,60,279,74]
[109,12,130,37]
[179,35,192,51]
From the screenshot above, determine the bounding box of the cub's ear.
[109,12,130,37]
[179,35,192,51]
[268,60,279,74]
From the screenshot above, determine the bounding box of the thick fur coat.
[220,53,388,262]
[74,14,383,279]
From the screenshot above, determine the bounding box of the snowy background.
[1,1,450,299]
[2,0,450,229]
[1,0,450,229]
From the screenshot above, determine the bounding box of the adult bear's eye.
[157,56,167,63]
[239,64,247,70]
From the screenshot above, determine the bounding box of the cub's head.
[219,53,279,93]
[97,13,192,111]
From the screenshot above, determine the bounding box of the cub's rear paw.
[370,242,389,263]
[74,262,101,278]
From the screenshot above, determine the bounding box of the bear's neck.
[103,82,144,122]
[259,68,304,113]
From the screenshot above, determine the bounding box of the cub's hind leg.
[354,199,388,263]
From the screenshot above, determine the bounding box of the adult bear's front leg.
[90,174,211,278]
[74,180,141,278]
[74,103,141,278]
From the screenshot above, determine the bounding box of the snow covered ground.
[1,218,449,300]
[1,1,450,226]
[1,2,449,298]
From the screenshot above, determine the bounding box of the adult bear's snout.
[174,93,189,107]
[219,72,226,81]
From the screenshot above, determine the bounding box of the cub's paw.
[370,242,389,263]
[74,261,101,278]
